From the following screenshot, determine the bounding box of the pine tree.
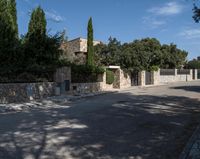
[87,17,94,66]
[8,0,18,38]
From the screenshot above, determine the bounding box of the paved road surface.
[0,81,200,159]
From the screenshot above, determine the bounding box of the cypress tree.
[0,0,16,70]
[27,6,46,39]
[25,6,47,68]
[87,17,94,66]
[25,6,61,70]
[8,0,18,38]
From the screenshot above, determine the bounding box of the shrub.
[106,70,114,84]
[149,65,159,72]
[71,64,105,83]
[16,72,37,82]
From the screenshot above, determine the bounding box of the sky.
[16,0,200,60]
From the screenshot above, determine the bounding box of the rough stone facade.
[61,37,101,64]
[54,67,71,83]
[138,71,145,86]
[68,67,133,94]
[119,70,132,89]
[0,82,55,103]
[71,82,103,94]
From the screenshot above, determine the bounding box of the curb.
[68,91,118,101]
[179,125,200,159]
[48,90,119,103]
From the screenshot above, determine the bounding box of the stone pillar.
[138,71,145,86]
[174,69,178,82]
[189,69,193,81]
[194,69,198,80]
[54,67,71,94]
[54,67,71,83]
[153,69,160,85]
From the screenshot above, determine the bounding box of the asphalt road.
[0,81,200,159]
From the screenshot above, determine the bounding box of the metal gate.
[192,69,195,80]
[145,71,153,85]
[131,72,139,86]
[198,70,200,79]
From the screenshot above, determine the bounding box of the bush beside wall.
[106,70,114,84]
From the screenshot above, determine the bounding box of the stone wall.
[71,82,103,94]
[79,38,101,52]
[54,67,71,83]
[154,69,194,84]
[138,71,145,86]
[119,70,132,89]
[0,82,56,103]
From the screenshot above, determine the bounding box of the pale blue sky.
[16,0,200,60]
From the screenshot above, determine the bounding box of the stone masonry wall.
[119,70,131,89]
[79,38,101,52]
[0,82,56,104]
[71,82,103,94]
[61,38,101,64]
[155,69,194,84]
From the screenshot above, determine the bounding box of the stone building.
[61,37,101,64]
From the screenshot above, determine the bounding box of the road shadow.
[0,92,200,159]
[171,85,200,93]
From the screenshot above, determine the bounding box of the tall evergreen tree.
[8,0,18,38]
[24,6,47,68]
[27,6,46,39]
[0,0,17,70]
[24,6,61,70]
[87,17,94,66]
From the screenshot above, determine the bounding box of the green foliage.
[8,0,18,38]
[87,17,94,66]
[193,4,200,23]
[24,7,62,70]
[95,37,188,72]
[160,44,187,69]
[95,37,121,66]
[0,5,62,82]
[27,6,46,38]
[106,70,114,85]
[149,65,159,71]
[187,59,200,69]
[72,64,104,74]
[0,0,18,70]
[71,64,105,83]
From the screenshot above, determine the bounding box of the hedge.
[71,64,105,83]
[106,70,114,84]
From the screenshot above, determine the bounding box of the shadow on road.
[171,85,200,93]
[0,92,200,159]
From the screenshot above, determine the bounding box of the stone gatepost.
[194,69,198,80]
[152,69,160,85]
[189,69,193,81]
[54,67,71,95]
[138,71,145,86]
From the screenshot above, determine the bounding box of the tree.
[0,0,18,71]
[94,37,121,66]
[95,37,188,71]
[8,0,18,38]
[24,6,47,68]
[87,17,94,66]
[160,44,187,69]
[193,1,200,22]
[187,59,200,69]
[24,6,62,71]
